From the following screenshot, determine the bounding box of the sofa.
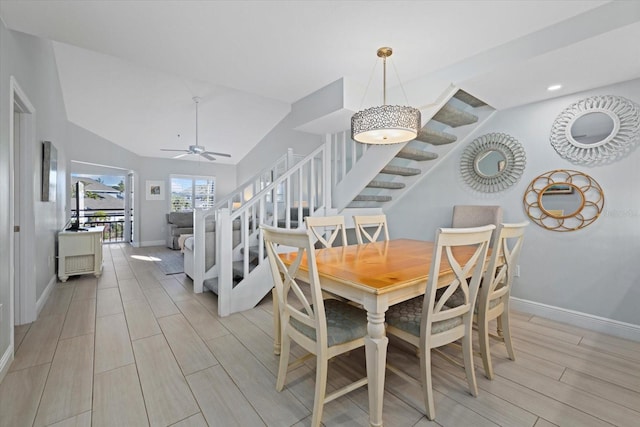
[166,211,193,249]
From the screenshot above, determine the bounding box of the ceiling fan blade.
[200,152,216,161]
[173,153,190,159]
[203,151,231,158]
[161,149,189,152]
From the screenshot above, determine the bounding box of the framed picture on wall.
[42,140,57,202]
[145,180,165,201]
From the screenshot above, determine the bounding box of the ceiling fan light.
[351,105,421,144]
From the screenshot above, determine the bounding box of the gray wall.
[65,123,237,246]
[0,23,241,370]
[0,24,70,362]
[387,78,640,325]
[236,91,328,184]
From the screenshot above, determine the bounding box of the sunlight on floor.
[130,255,162,262]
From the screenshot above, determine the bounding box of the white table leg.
[364,303,388,427]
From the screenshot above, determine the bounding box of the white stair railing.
[193,142,330,316]
[211,149,297,212]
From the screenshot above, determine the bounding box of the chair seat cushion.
[290,299,367,347]
[386,296,463,337]
[446,287,502,311]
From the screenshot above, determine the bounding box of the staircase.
[347,89,493,208]
[192,86,494,317]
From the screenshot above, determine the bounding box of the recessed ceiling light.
[547,84,562,91]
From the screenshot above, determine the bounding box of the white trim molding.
[36,275,57,316]
[510,297,640,342]
[0,345,14,385]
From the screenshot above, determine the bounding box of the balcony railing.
[72,209,130,243]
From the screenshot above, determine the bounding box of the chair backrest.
[479,221,528,309]
[452,205,503,228]
[422,225,495,338]
[261,225,328,347]
[305,215,348,248]
[353,214,390,244]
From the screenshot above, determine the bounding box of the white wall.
[387,78,640,326]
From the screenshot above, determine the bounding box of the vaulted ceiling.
[1,1,639,165]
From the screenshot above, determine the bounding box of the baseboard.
[510,297,640,342]
[0,344,14,385]
[36,274,57,316]
[138,240,167,247]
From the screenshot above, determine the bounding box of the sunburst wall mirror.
[550,95,640,165]
[460,132,526,193]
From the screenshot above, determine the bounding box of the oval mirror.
[539,183,584,218]
[474,149,507,178]
[569,111,615,146]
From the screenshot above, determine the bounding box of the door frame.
[9,76,37,328]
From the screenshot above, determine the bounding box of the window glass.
[170,175,215,212]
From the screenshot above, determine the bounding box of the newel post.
[217,208,233,316]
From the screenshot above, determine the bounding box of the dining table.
[277,238,484,427]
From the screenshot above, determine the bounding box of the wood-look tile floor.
[2,243,639,426]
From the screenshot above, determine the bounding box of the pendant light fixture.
[351,47,421,144]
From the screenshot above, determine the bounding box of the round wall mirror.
[539,183,584,218]
[523,170,604,232]
[550,95,640,165]
[569,111,616,146]
[460,133,526,193]
[474,149,507,178]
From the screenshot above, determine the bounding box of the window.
[170,175,216,212]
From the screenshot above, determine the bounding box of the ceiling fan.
[161,97,231,161]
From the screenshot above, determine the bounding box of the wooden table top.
[279,238,481,296]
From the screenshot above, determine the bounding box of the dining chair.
[261,225,368,427]
[451,205,502,240]
[385,225,495,421]
[353,214,390,244]
[475,221,528,379]
[305,215,348,248]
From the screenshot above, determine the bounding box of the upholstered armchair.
[166,212,194,249]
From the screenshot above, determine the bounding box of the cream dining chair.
[305,215,348,248]
[353,214,389,244]
[262,225,368,427]
[445,221,529,379]
[385,225,495,421]
[475,221,528,379]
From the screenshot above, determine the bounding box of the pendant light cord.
[391,59,411,106]
[357,60,379,110]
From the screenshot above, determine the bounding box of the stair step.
[380,165,421,176]
[433,104,478,128]
[415,127,457,145]
[353,195,392,203]
[203,277,219,294]
[396,147,439,161]
[367,180,405,190]
[453,90,487,108]
[233,260,259,278]
[240,246,260,259]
